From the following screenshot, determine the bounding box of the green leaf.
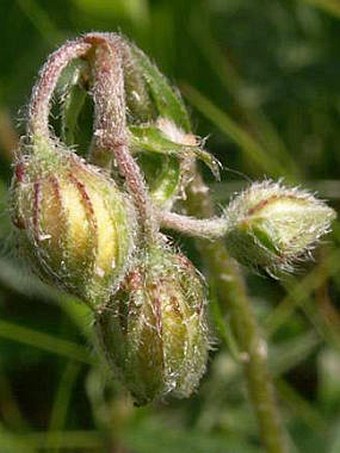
[130,123,220,178]
[130,45,191,131]
[137,152,181,207]
[56,59,90,147]
[0,319,93,364]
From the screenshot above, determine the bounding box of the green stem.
[184,168,288,453]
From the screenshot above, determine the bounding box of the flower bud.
[94,246,210,406]
[224,180,336,275]
[10,144,136,307]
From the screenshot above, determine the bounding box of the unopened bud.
[94,246,210,405]
[10,144,136,307]
[224,180,336,275]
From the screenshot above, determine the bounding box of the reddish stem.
[84,33,158,243]
[28,38,92,140]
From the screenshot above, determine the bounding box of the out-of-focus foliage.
[0,0,339,452]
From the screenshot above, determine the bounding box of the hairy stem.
[84,33,158,243]
[159,210,228,239]
[28,39,92,140]
[184,167,288,453]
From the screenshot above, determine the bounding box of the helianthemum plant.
[9,32,336,452]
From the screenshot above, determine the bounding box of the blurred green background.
[0,0,340,452]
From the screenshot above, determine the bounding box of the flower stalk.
[183,168,289,453]
[159,210,228,239]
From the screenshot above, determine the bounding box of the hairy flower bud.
[10,143,136,307]
[224,180,336,275]
[94,246,210,405]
